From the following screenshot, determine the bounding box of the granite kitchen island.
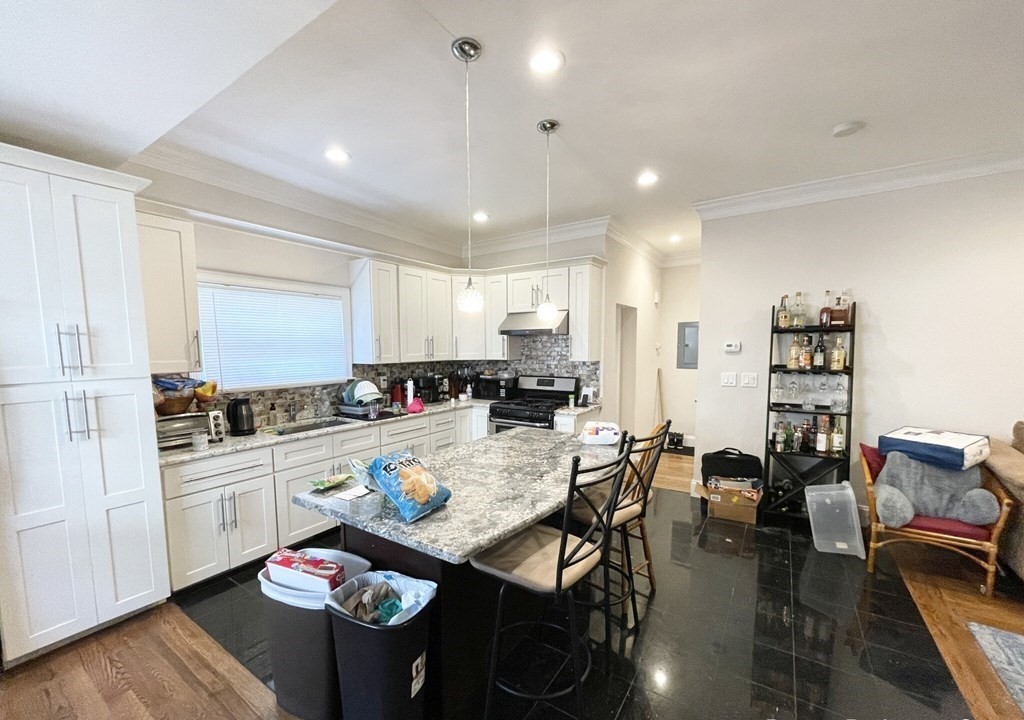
[293,428,620,719]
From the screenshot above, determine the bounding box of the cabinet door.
[333,424,381,459]
[382,437,430,457]
[137,214,199,374]
[76,378,170,622]
[426,271,453,361]
[455,410,472,445]
[272,435,334,473]
[429,429,457,454]
[0,384,97,662]
[485,275,509,360]
[371,261,400,364]
[540,267,570,311]
[165,487,230,591]
[50,177,149,380]
[398,266,428,362]
[569,264,603,361]
[471,409,490,440]
[452,275,486,360]
[275,459,336,546]
[0,164,68,386]
[507,271,539,313]
[226,476,277,568]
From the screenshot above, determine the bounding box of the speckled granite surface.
[293,427,620,564]
[158,400,494,466]
[553,403,602,417]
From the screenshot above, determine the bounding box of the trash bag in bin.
[326,571,438,720]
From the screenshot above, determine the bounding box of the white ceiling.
[7,1,1024,257]
[0,0,335,166]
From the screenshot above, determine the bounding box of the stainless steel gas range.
[487,375,579,433]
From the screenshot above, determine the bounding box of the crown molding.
[466,216,612,257]
[129,142,458,254]
[1,140,151,193]
[662,250,701,267]
[606,217,665,264]
[693,150,1024,221]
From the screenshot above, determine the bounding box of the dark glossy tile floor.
[174,489,975,719]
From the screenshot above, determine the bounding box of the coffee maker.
[413,375,440,404]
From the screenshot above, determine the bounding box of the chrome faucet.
[287,402,297,423]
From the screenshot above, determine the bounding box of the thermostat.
[724,341,742,354]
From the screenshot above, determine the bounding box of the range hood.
[498,310,569,336]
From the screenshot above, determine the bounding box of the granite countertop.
[158,399,494,467]
[293,427,620,564]
[553,403,601,417]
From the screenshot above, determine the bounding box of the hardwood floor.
[652,452,693,493]
[0,603,295,720]
[895,544,1024,720]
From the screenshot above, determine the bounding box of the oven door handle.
[489,417,551,429]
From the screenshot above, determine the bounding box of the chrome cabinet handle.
[192,330,201,369]
[376,336,381,361]
[454,336,458,357]
[218,496,226,532]
[502,336,507,359]
[81,390,91,441]
[431,336,435,358]
[74,324,85,372]
[230,492,238,529]
[56,324,67,376]
[63,391,74,442]
[424,337,428,357]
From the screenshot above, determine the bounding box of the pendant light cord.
[465,60,473,276]
[544,129,550,298]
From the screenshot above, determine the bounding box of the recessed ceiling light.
[473,211,490,223]
[323,146,351,163]
[637,170,659,187]
[530,49,565,74]
[832,121,867,138]
[670,234,681,244]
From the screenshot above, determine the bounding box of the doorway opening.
[616,304,637,433]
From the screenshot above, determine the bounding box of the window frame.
[196,271,353,392]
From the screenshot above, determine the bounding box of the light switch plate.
[721,372,737,387]
[741,372,758,388]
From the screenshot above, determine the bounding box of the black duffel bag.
[700,447,763,486]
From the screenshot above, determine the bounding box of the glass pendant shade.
[457,279,484,313]
[536,296,558,322]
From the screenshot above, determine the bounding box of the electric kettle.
[226,398,256,436]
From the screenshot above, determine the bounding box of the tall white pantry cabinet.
[0,143,169,665]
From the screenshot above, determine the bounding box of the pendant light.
[453,37,484,313]
[536,119,560,322]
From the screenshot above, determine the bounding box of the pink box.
[265,548,345,592]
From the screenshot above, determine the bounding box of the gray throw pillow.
[876,451,999,526]
[875,483,914,527]
[954,488,1000,526]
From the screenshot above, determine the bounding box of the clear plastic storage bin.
[804,482,866,559]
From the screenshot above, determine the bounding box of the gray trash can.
[259,549,370,720]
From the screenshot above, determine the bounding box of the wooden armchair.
[861,444,1013,596]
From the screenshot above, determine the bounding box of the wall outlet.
[721,372,737,387]
[741,372,758,388]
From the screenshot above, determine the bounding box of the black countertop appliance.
[413,375,440,404]
[226,398,256,436]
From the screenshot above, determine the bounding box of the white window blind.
[198,283,349,391]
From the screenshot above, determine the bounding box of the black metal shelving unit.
[762,302,856,522]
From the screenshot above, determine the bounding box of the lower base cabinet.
[381,436,430,457]
[165,475,277,591]
[275,459,338,546]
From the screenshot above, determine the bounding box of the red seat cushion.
[860,443,886,480]
[903,515,991,542]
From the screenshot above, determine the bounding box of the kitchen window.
[198,281,351,391]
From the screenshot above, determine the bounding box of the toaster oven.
[155,411,226,450]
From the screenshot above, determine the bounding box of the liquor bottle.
[775,421,786,452]
[812,333,826,369]
[787,337,801,369]
[800,419,812,453]
[815,415,831,453]
[830,337,847,370]
[831,417,846,455]
[819,290,832,327]
[830,296,848,325]
[792,292,806,328]
[800,334,813,369]
[776,295,791,328]
[810,415,818,449]
[785,422,795,452]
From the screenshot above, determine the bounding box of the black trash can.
[259,549,370,720]
[326,572,434,720]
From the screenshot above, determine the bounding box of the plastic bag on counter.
[152,376,204,391]
[326,570,437,626]
[579,421,622,445]
[369,450,451,523]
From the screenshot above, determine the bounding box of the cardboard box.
[697,484,763,524]
[879,426,989,470]
[265,548,345,592]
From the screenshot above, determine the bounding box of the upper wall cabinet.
[137,214,200,374]
[507,268,569,313]
[350,259,400,364]
[426,271,452,361]
[452,275,486,360]
[569,264,603,362]
[0,164,149,385]
[399,267,452,362]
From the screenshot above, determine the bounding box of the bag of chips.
[369,450,451,523]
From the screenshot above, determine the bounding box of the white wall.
[195,223,354,286]
[600,239,662,436]
[695,170,1024,503]
[658,264,701,437]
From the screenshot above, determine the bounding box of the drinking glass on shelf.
[771,376,785,403]
[787,379,800,402]
[831,378,849,412]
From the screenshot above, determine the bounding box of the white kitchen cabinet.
[350,259,400,364]
[484,275,510,360]
[452,275,486,360]
[380,415,431,446]
[568,264,604,362]
[381,437,430,457]
[507,268,569,312]
[333,424,382,459]
[137,213,200,374]
[426,271,453,361]
[225,476,278,567]
[272,435,334,473]
[76,378,170,623]
[398,266,428,363]
[429,429,457,454]
[428,410,456,434]
[455,409,473,445]
[275,459,338,545]
[165,486,231,590]
[0,384,98,661]
[471,405,490,440]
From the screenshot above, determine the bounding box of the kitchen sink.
[272,418,354,435]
